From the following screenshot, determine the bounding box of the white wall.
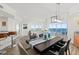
[8,18,16,31]
[0,17,8,32]
[68,12,79,43]
[0,3,23,35]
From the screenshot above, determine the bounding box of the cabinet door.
[74,35,79,47]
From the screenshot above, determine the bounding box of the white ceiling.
[6,3,79,21]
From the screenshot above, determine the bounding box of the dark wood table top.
[34,36,63,52]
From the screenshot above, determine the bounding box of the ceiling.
[6,3,79,21]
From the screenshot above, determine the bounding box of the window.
[48,22,67,35]
[49,23,57,28]
[31,24,43,29]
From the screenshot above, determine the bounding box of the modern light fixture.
[51,3,62,23]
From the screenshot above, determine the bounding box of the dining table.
[29,36,63,53]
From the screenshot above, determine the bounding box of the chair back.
[39,34,43,37]
[65,39,71,51]
[18,42,29,55]
[59,43,67,55]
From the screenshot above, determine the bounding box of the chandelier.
[51,3,62,23]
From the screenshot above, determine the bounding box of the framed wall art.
[23,24,27,29]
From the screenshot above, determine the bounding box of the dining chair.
[53,39,71,55]
[65,39,71,55]
[18,42,29,55]
[18,38,40,55]
[39,34,43,38]
[42,43,67,55]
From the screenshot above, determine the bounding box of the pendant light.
[51,3,62,23]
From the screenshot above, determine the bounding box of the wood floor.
[4,44,79,55]
[3,36,79,55]
[4,46,20,55]
[70,44,79,55]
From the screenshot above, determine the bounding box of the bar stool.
[8,31,17,48]
[0,33,8,54]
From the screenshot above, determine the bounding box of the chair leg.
[66,51,67,55]
[68,48,70,55]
